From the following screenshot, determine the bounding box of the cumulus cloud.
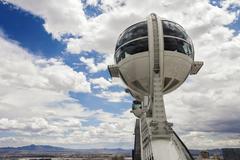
[89,76,129,102]
[181,132,240,149]
[0,109,135,148]
[90,77,112,89]
[0,33,134,148]
[0,36,91,93]
[90,76,126,90]
[85,0,99,6]
[79,56,108,73]
[0,118,25,130]
[96,91,129,102]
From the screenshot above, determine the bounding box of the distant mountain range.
[0,144,66,153]
[0,144,132,156]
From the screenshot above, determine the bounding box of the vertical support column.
[151,74,171,138]
[153,88,166,124]
[149,13,171,138]
[140,13,172,160]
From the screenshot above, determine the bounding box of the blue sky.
[0,0,239,149]
[0,3,65,57]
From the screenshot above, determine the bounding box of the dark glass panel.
[162,21,190,42]
[132,80,147,92]
[164,77,172,88]
[163,79,179,92]
[132,104,142,110]
[115,38,148,63]
[164,37,177,51]
[164,37,193,57]
[116,21,148,50]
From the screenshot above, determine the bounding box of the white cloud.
[0,35,91,93]
[0,118,25,130]
[90,76,126,90]
[38,59,91,93]
[96,91,129,102]
[90,77,112,89]
[3,0,87,40]
[89,76,130,103]
[0,34,92,134]
[0,109,135,148]
[0,33,135,148]
[79,56,108,73]
[85,0,99,6]
[181,132,240,149]
[222,0,240,8]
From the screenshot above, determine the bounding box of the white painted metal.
[108,13,203,160]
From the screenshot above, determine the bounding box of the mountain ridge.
[0,144,132,156]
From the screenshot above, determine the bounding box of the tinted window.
[115,38,148,63]
[132,104,142,110]
[164,37,192,56]
[163,21,190,42]
[116,21,148,50]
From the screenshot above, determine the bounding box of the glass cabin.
[114,20,194,63]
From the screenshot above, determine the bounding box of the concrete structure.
[108,13,203,160]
